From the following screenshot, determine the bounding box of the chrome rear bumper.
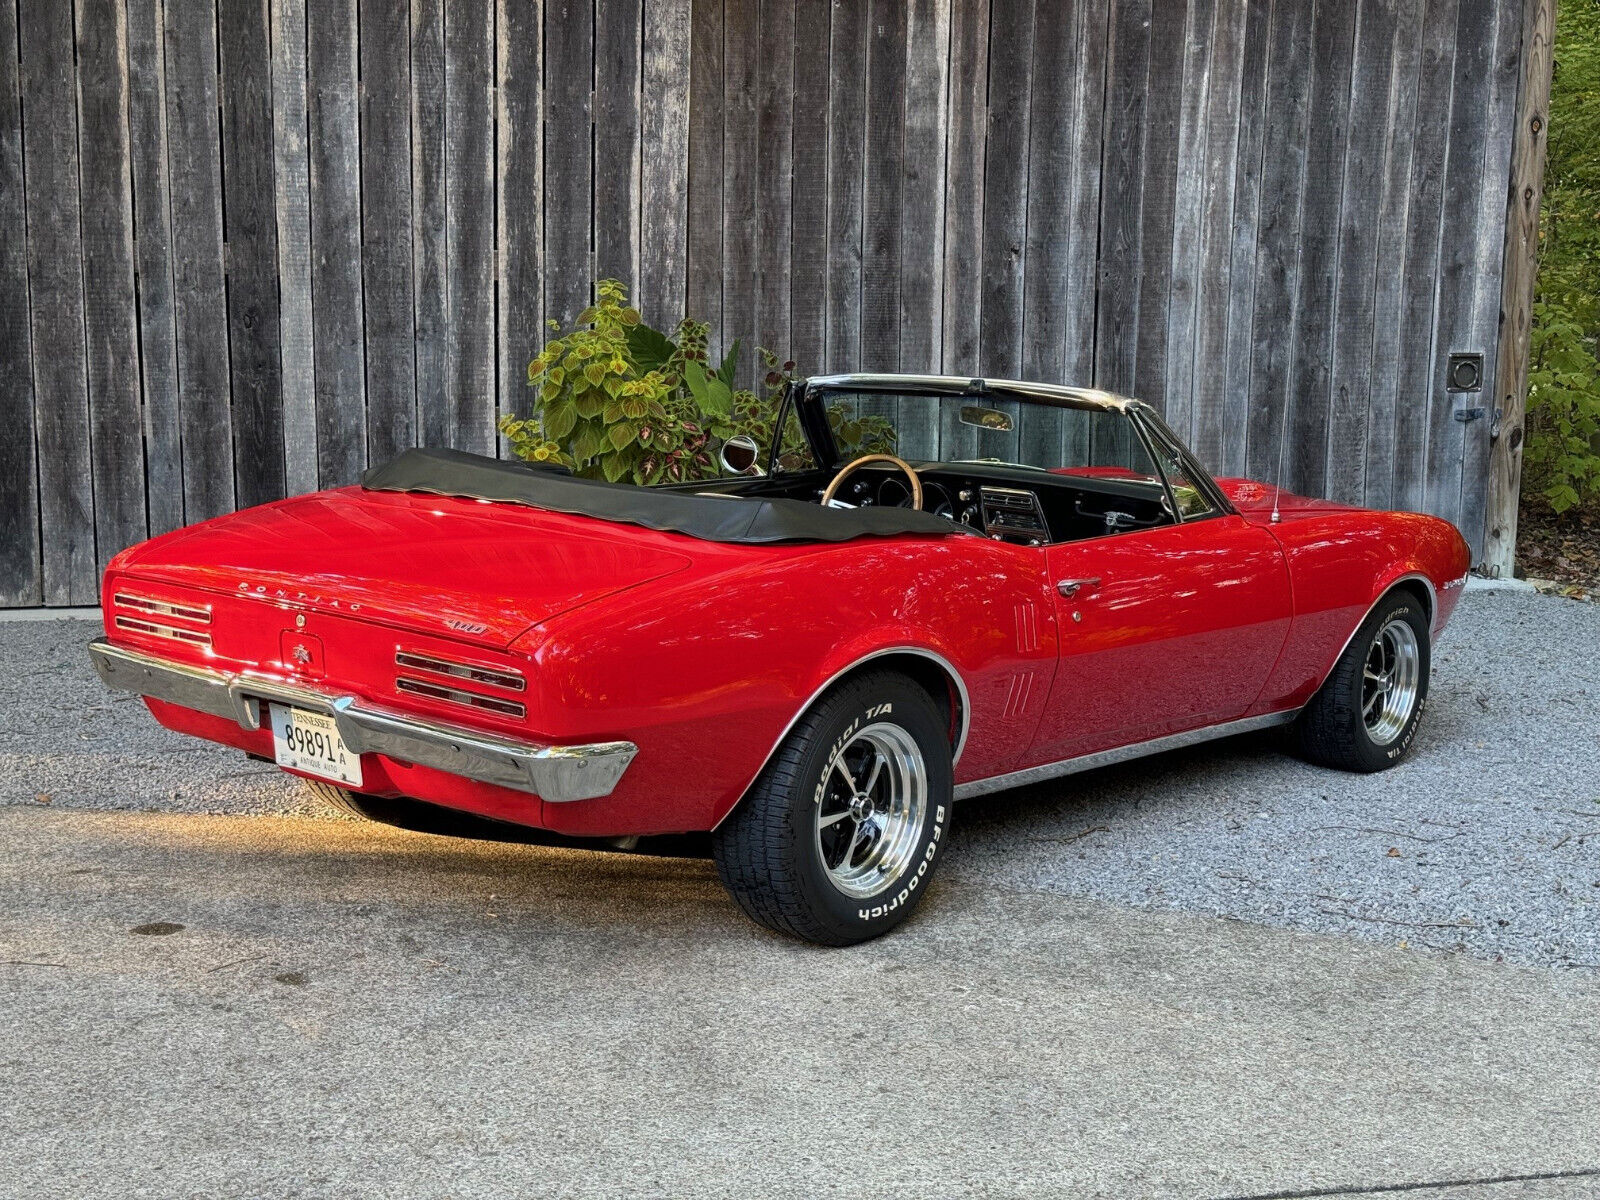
[88,638,635,802]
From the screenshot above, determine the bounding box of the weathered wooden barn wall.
[0,0,1533,606]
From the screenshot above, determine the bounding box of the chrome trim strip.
[113,615,213,647]
[394,650,525,692]
[952,709,1300,801]
[113,592,213,623]
[88,638,634,802]
[804,373,1135,412]
[396,675,527,718]
[713,645,973,831]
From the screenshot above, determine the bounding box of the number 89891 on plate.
[269,705,363,787]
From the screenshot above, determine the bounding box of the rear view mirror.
[719,434,765,476]
[959,405,1013,433]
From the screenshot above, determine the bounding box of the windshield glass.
[793,389,1164,482]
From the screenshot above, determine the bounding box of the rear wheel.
[1295,591,1430,772]
[301,779,414,823]
[711,670,955,946]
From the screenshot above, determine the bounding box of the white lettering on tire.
[858,803,946,920]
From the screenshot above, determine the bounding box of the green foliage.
[500,279,894,485]
[1527,0,1600,512]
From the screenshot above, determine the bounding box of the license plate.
[269,705,363,787]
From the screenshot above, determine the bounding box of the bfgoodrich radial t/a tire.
[711,670,955,946]
[1295,590,1431,773]
[301,778,413,822]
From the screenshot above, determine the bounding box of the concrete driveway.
[4,589,1599,1198]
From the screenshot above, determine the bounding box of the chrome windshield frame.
[792,376,1232,516]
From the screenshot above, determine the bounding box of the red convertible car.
[91,375,1470,944]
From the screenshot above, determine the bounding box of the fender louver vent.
[394,650,526,719]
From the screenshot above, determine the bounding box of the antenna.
[1269,393,1292,525]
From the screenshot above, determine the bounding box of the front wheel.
[1295,591,1431,772]
[712,670,955,946]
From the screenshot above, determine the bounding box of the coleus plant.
[499,279,891,485]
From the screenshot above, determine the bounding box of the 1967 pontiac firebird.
[91,374,1471,944]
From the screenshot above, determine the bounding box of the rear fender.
[707,642,971,831]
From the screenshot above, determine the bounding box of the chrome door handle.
[1056,577,1102,598]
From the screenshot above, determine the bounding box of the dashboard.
[831,465,1171,546]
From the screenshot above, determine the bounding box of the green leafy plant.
[1526,0,1600,513]
[499,279,894,485]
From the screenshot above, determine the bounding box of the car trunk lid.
[114,487,694,648]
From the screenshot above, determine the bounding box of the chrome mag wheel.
[814,722,929,899]
[1362,617,1421,745]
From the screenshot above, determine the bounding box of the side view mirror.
[719,434,765,477]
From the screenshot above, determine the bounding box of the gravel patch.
[0,620,304,817]
[5,591,1598,968]
[950,588,1600,971]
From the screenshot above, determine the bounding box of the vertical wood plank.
[1325,0,1402,505]
[1162,0,1213,437]
[1285,0,1356,499]
[271,0,317,494]
[1094,0,1152,399]
[220,0,286,504]
[789,0,830,372]
[898,0,949,376]
[125,0,184,532]
[977,0,1031,381]
[1137,0,1193,420]
[498,0,543,421]
[1391,0,1456,512]
[165,0,234,519]
[642,0,692,325]
[968,0,1030,464]
[446,0,495,454]
[1244,0,1313,483]
[596,0,642,287]
[1220,0,1271,478]
[1457,0,1523,556]
[897,0,949,461]
[1019,0,1073,468]
[826,0,867,369]
[1061,0,1112,462]
[756,0,795,361]
[1022,0,1074,387]
[22,0,97,600]
[1425,0,1495,526]
[862,0,908,374]
[307,0,366,483]
[687,0,724,332]
[1188,0,1248,470]
[412,0,449,446]
[361,0,416,463]
[0,0,39,604]
[1483,0,1554,574]
[544,0,593,333]
[1361,0,1425,510]
[721,0,758,371]
[76,0,146,564]
[939,0,987,379]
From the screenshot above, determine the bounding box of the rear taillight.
[112,592,213,647]
[394,650,526,719]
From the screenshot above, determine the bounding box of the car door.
[1023,418,1293,766]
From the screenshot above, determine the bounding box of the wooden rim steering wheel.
[820,453,924,511]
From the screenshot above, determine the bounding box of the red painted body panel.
[1216,479,1471,712]
[1032,515,1293,761]
[114,488,694,647]
[102,473,1471,837]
